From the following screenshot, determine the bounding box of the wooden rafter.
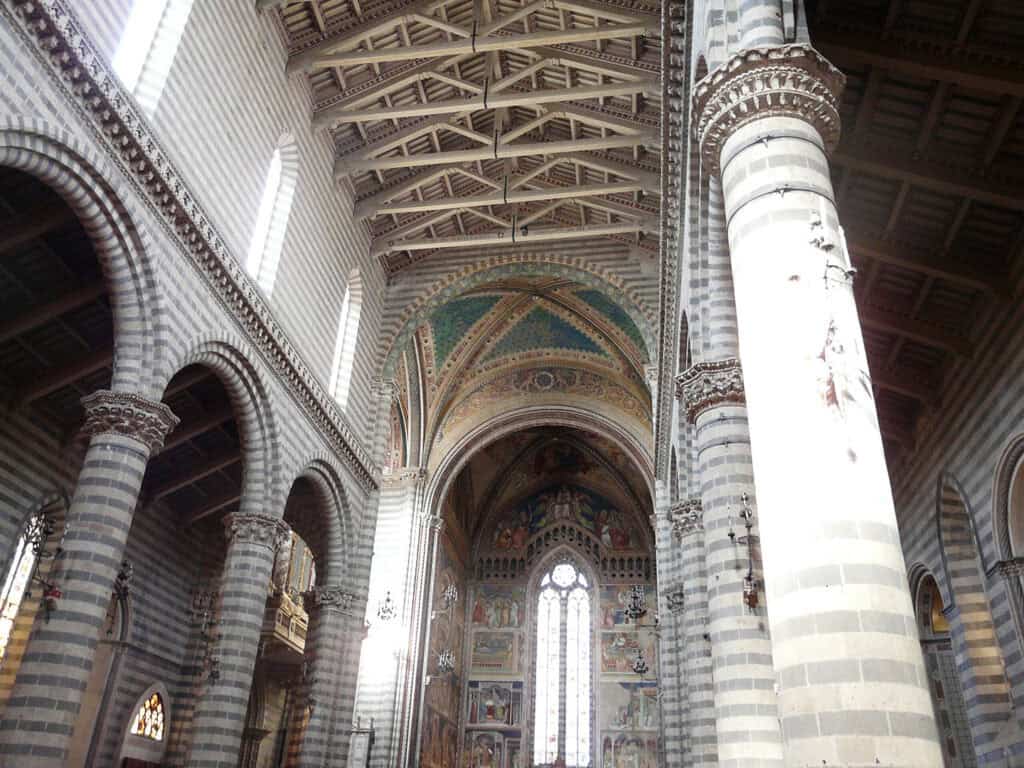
[373,220,655,254]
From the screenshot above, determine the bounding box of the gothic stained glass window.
[131,693,165,741]
[533,563,592,767]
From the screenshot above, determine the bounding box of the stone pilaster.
[297,587,365,768]
[679,359,784,767]
[695,44,942,765]
[0,390,177,767]
[670,498,717,766]
[187,513,290,767]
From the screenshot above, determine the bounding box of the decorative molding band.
[669,498,703,540]
[693,44,846,173]
[81,389,180,454]
[3,0,377,493]
[653,0,687,483]
[676,358,745,423]
[223,513,291,552]
[994,558,1024,579]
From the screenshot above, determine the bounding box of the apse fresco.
[600,585,658,628]
[489,485,638,552]
[600,733,659,768]
[471,585,525,629]
[421,533,467,768]
[467,681,524,726]
[471,631,519,675]
[600,630,658,678]
[462,730,522,768]
[599,682,659,731]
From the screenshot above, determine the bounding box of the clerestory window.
[113,0,194,116]
[246,137,298,296]
[534,562,592,767]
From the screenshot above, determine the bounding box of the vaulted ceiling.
[265,0,662,275]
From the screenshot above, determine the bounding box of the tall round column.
[679,361,784,767]
[187,513,289,767]
[694,45,942,765]
[297,587,364,767]
[0,391,177,767]
[670,499,718,766]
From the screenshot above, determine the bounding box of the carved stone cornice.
[669,498,703,540]
[80,390,179,454]
[224,514,290,552]
[653,0,688,483]
[2,0,377,493]
[693,44,846,173]
[380,467,427,487]
[303,587,361,616]
[995,558,1024,579]
[676,359,745,423]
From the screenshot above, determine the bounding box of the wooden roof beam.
[832,141,1024,211]
[186,491,242,526]
[0,281,106,344]
[846,232,1007,297]
[163,406,235,452]
[321,80,656,124]
[337,132,656,174]
[0,206,77,256]
[150,450,243,501]
[311,23,656,69]
[16,348,112,405]
[858,304,972,358]
[815,29,1024,96]
[375,219,656,253]
[869,366,938,406]
[368,182,641,216]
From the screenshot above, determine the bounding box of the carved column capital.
[223,513,290,553]
[80,389,180,454]
[676,359,745,423]
[693,44,846,173]
[669,498,703,540]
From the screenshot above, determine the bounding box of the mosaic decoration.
[575,289,649,360]
[467,681,524,726]
[599,682,659,731]
[471,585,525,629]
[484,306,607,361]
[471,631,519,675]
[488,485,639,553]
[429,294,501,368]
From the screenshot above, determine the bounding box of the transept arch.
[992,433,1024,562]
[381,259,657,379]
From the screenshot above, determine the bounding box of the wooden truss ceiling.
[266,0,662,274]
[812,0,1024,458]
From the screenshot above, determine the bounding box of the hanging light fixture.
[377,590,397,623]
[625,585,647,621]
[437,648,455,674]
[442,582,458,609]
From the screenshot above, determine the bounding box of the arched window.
[246,137,298,296]
[131,691,166,741]
[0,502,58,666]
[113,0,194,115]
[328,269,363,409]
[534,562,591,767]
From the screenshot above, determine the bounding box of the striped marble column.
[186,513,289,768]
[694,45,943,765]
[679,360,784,767]
[669,499,718,766]
[0,390,177,767]
[297,587,364,767]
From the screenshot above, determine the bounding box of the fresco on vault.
[484,305,608,361]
